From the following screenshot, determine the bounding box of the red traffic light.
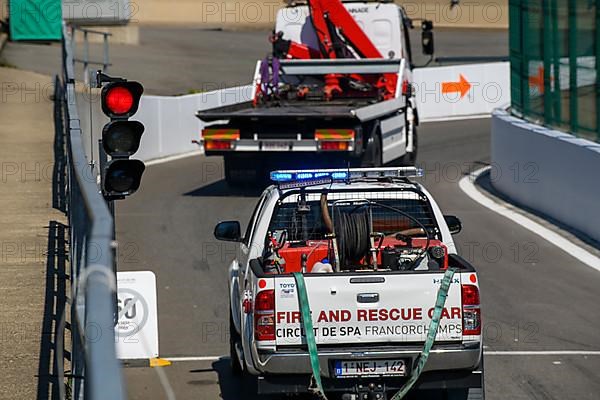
[106,86,134,115]
[101,81,143,119]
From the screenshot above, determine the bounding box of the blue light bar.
[270,167,423,184]
[271,172,293,181]
[296,172,314,180]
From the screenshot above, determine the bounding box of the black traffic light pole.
[98,139,117,278]
[99,138,119,325]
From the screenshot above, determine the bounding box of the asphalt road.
[117,118,600,400]
[5,23,597,400]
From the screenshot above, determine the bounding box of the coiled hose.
[333,205,371,269]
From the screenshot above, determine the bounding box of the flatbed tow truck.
[197,0,437,184]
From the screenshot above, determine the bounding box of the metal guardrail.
[60,23,126,400]
[71,26,112,86]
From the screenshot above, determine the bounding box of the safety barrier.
[122,62,511,163]
[491,109,600,244]
[135,86,253,160]
[412,62,510,122]
[60,23,126,399]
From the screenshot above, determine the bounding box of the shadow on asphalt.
[52,76,67,213]
[211,358,262,400]
[184,179,266,198]
[37,79,70,399]
[36,221,68,400]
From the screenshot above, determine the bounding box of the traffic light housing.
[103,159,145,196]
[99,78,145,199]
[102,121,145,157]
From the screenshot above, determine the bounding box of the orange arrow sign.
[528,66,545,94]
[442,74,471,99]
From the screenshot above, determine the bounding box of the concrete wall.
[491,109,600,243]
[134,85,252,160]
[76,84,253,163]
[130,0,508,28]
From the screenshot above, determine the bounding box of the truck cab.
[274,1,415,83]
[214,167,484,400]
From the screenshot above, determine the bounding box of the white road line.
[163,351,600,363]
[484,351,600,356]
[458,166,600,272]
[144,149,204,166]
[164,356,223,362]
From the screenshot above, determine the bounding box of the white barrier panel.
[134,86,253,161]
[413,62,510,122]
[491,109,600,244]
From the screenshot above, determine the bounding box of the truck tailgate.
[274,273,463,346]
[197,101,360,122]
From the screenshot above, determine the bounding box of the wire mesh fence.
[509,0,600,142]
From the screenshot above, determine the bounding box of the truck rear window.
[269,193,438,242]
[263,189,446,273]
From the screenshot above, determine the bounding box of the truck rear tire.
[224,155,261,186]
[229,311,243,375]
[444,388,484,400]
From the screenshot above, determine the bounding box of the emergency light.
[270,167,424,184]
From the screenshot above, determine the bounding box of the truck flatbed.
[197,101,363,121]
[197,97,405,122]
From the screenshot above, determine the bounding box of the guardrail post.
[83,30,89,86]
[103,33,110,73]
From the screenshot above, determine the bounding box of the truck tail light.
[320,141,349,151]
[254,289,275,341]
[461,284,481,336]
[315,129,354,151]
[204,140,234,150]
[201,129,240,151]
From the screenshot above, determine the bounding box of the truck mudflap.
[287,268,463,400]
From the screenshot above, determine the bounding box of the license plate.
[262,141,290,151]
[334,359,408,377]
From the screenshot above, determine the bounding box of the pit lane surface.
[118,118,600,400]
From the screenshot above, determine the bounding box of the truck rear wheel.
[444,388,484,400]
[224,155,261,186]
[229,311,243,375]
[444,356,485,400]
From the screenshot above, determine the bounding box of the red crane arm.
[267,0,398,100]
[310,0,383,59]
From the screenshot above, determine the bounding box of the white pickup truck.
[214,168,484,400]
